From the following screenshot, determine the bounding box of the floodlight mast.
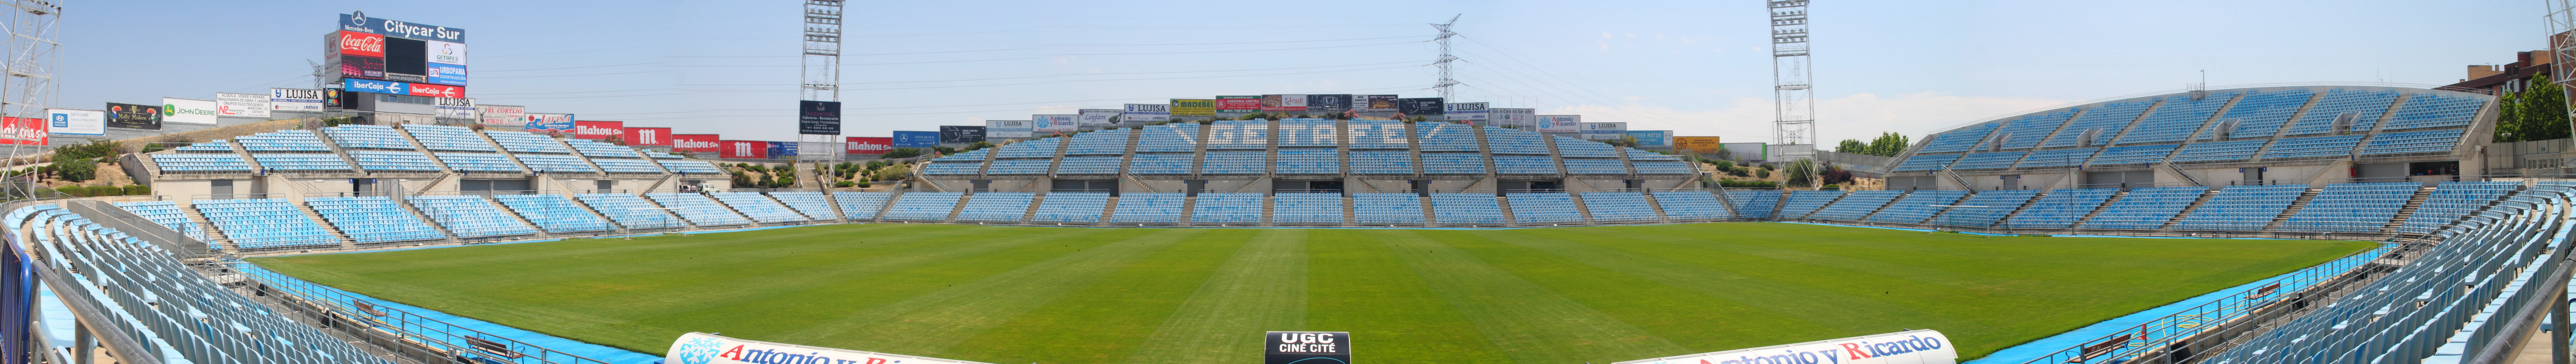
[1769,0,1815,147]
[799,0,843,161]
[0,0,59,199]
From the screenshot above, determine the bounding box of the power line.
[1045,35,1433,46]
[1045,41,1421,56]
[475,70,667,79]
[478,62,667,72]
[474,88,682,96]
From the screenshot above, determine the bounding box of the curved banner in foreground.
[667,332,994,364]
[1615,329,1956,364]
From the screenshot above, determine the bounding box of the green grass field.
[249,222,2369,364]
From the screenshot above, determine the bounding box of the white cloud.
[1538,92,2069,144]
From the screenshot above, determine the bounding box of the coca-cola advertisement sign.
[573,120,623,139]
[846,136,892,155]
[334,31,385,58]
[671,134,719,152]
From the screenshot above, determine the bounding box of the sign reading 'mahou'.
[1614,329,1956,364]
[665,332,993,364]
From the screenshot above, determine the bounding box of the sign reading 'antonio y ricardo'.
[1266,331,1350,364]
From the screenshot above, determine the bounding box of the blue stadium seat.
[514,154,600,174]
[644,193,755,226]
[111,201,206,241]
[1055,156,1125,174]
[767,192,839,219]
[1777,190,1845,218]
[1807,190,1905,221]
[1031,192,1111,222]
[920,150,989,175]
[1428,193,1501,224]
[1349,151,1413,174]
[883,192,966,221]
[1507,193,1584,223]
[1422,153,1487,174]
[406,195,539,238]
[1578,192,1659,221]
[565,139,645,158]
[2381,93,2486,130]
[710,192,809,223]
[1271,194,1346,224]
[2396,182,2516,234]
[1190,193,1263,223]
[493,194,614,232]
[1137,124,1201,152]
[1947,151,2028,170]
[2170,140,2269,163]
[2197,90,2315,140]
[1928,189,2038,227]
[2260,135,2366,159]
[2016,148,2099,169]
[2003,189,2117,228]
[1916,123,2000,154]
[434,153,525,173]
[321,125,416,150]
[1279,120,1338,147]
[2359,129,2465,155]
[1992,110,2081,150]
[2078,187,2208,230]
[2280,183,2421,233]
[484,131,575,154]
[2085,144,2181,166]
[1483,127,1550,155]
[1415,123,1478,151]
[1723,190,1784,218]
[151,154,253,172]
[1650,191,1731,219]
[833,192,894,219]
[347,151,442,172]
[1355,193,1427,224]
[2116,93,2236,145]
[399,124,499,152]
[1893,154,1960,172]
[252,154,354,171]
[306,196,448,244]
[576,194,690,228]
[1202,151,1268,174]
[238,131,333,152]
[1109,193,1186,223]
[1864,190,1970,223]
[955,193,1035,222]
[2282,89,2399,135]
[1208,121,1270,150]
[2172,185,2309,231]
[1127,153,1197,174]
[2044,100,2155,148]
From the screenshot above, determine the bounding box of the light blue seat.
[493,194,613,232]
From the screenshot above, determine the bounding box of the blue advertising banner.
[1626,130,1671,146]
[424,63,467,86]
[343,78,406,94]
[767,141,798,157]
[892,131,940,148]
[340,11,466,43]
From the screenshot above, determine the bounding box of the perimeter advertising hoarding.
[1537,115,1581,132]
[624,127,672,146]
[425,63,467,86]
[1216,95,1262,113]
[1443,102,1490,122]
[343,78,465,98]
[1032,114,1077,132]
[0,116,43,146]
[478,104,526,127]
[427,40,466,65]
[45,109,103,136]
[986,120,1033,138]
[940,126,987,143]
[574,120,624,139]
[892,131,941,148]
[1361,95,1399,111]
[1581,122,1630,141]
[104,103,160,130]
[767,141,797,158]
[1305,94,1350,113]
[799,100,841,135]
[665,332,991,364]
[1077,109,1121,126]
[214,93,271,118]
[1628,131,1672,147]
[1261,94,1307,112]
[1397,98,1444,116]
[671,134,720,153]
[160,98,219,125]
[340,54,386,79]
[1124,103,1170,123]
[271,88,325,111]
[846,137,893,155]
[434,97,475,118]
[1490,108,1534,128]
[1170,99,1215,116]
[718,140,766,159]
[1612,329,1954,364]
[527,113,575,132]
[1674,136,1722,153]
[1265,332,1350,364]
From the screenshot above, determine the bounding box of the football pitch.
[248,222,2372,364]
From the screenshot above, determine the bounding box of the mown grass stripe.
[1304,229,1517,364]
[943,229,1257,364]
[779,228,1204,356]
[1382,229,1689,364]
[1120,229,1311,364]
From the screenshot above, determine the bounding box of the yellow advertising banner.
[1674,136,1722,153]
[1170,99,1216,116]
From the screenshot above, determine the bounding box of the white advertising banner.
[213,93,271,118]
[479,104,527,127]
[435,97,476,118]
[1491,108,1535,128]
[45,109,104,136]
[427,40,467,65]
[1581,122,1629,134]
[270,88,325,111]
[1615,329,1956,364]
[161,98,219,125]
[1032,114,1077,132]
[986,119,1033,138]
[1443,102,1490,122]
[1537,115,1582,132]
[667,332,994,364]
[1077,108,1121,126]
[1122,103,1170,123]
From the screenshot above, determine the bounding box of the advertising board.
[1265,332,1350,364]
[845,137,893,155]
[526,113,575,132]
[986,120,1033,138]
[343,78,463,98]
[766,141,797,158]
[1077,109,1121,126]
[1123,103,1170,123]
[1397,98,1444,116]
[1581,122,1630,141]
[324,88,351,109]
[718,140,767,159]
[892,131,941,148]
[799,100,841,135]
[939,126,987,143]
[1613,329,1955,364]
[105,103,161,130]
[1170,99,1215,116]
[1361,95,1399,111]
[664,332,990,364]
[340,11,467,43]
[331,30,386,58]
[160,98,219,125]
[671,134,720,153]
[1305,94,1350,113]
[1537,115,1582,132]
[1627,130,1672,147]
[1490,108,1535,128]
[1443,102,1490,122]
[477,104,526,127]
[623,127,672,146]
[0,116,43,146]
[1261,94,1307,112]
[573,120,624,139]
[340,54,386,79]
[45,109,103,136]
[1031,114,1077,132]
[1215,95,1262,113]
[427,40,466,65]
[1674,136,1723,153]
[271,88,325,111]
[434,97,475,118]
[424,63,467,86]
[214,92,271,118]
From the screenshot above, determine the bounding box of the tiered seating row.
[307,196,447,243]
[710,192,808,223]
[1354,193,1424,223]
[492,194,613,232]
[407,195,538,238]
[647,193,754,225]
[400,124,498,152]
[1271,194,1345,223]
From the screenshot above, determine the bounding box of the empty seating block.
[1109,193,1186,223]
[2004,189,2116,228]
[1579,192,1659,221]
[1058,155,1131,174]
[1562,158,1627,174]
[2198,90,2314,139]
[2360,129,2464,155]
[566,140,644,158]
[574,194,685,228]
[994,139,1061,158]
[2118,93,2236,145]
[2283,89,2399,135]
[882,192,964,221]
[1349,151,1413,174]
[238,131,332,152]
[1893,154,1961,172]
[765,192,839,220]
[987,158,1055,174]
[645,193,754,226]
[1428,194,1500,224]
[1929,190,2038,227]
[1127,153,1197,174]
[1274,149,1342,174]
[2016,148,2098,169]
[1191,193,1263,223]
[1421,153,1486,174]
[1778,190,1845,218]
[486,131,575,153]
[193,199,339,249]
[307,197,448,244]
[710,192,808,223]
[1137,124,1201,152]
[173,140,238,153]
[514,154,600,174]
[492,194,613,232]
[1947,151,2028,170]
[1864,190,1969,223]
[1065,130,1131,155]
[347,151,441,171]
[1916,123,2000,154]
[591,158,666,173]
[2383,94,2486,130]
[660,160,727,174]
[110,201,205,241]
[834,192,894,219]
[1992,110,2080,150]
[955,193,1035,222]
[1279,120,1339,147]
[2398,182,2516,234]
[399,124,498,152]
[252,154,353,171]
[1483,127,1550,155]
[2044,100,2155,148]
[1031,192,1110,222]
[2170,140,2269,163]
[1553,137,1618,157]
[2078,187,2206,229]
[1349,193,1423,223]
[1347,121,1409,148]
[2173,185,2308,231]
[1271,194,1345,224]
[1415,124,1478,151]
[1724,190,1784,218]
[921,150,989,175]
[1493,155,1562,174]
[151,154,252,171]
[1208,121,1269,150]
[1807,190,1905,221]
[1508,193,1584,223]
[1652,192,1730,219]
[2281,183,2419,233]
[406,195,538,238]
[322,126,414,150]
[1202,151,1267,174]
[2260,135,2365,159]
[2085,144,2180,166]
[1628,151,1692,174]
[435,153,523,173]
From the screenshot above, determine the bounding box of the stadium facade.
[6,84,2572,364]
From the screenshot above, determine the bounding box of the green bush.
[834,181,856,187]
[880,148,922,159]
[123,185,149,196]
[51,157,94,182]
[53,139,120,160]
[1716,180,1779,189]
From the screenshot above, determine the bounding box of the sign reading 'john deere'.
[1266,331,1351,364]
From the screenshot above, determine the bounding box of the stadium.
[6,3,2576,364]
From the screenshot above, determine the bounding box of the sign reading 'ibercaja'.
[1615,329,1956,364]
[666,332,992,364]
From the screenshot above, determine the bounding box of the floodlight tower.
[1432,15,1460,101]
[799,0,843,161]
[1769,0,1816,148]
[0,0,57,198]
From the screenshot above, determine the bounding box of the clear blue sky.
[62,0,2547,143]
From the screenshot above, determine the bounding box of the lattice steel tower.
[799,0,842,159]
[0,0,56,199]
[1769,0,1815,147]
[1431,15,1460,101]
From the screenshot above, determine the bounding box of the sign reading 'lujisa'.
[1266,331,1351,364]
[1614,329,1956,364]
[665,332,993,364]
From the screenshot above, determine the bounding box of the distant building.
[2443,50,2555,95]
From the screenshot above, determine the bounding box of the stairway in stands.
[1641,191,1672,219]
[942,194,974,221]
[2377,186,2437,233]
[1412,195,1433,224]
[416,174,456,192]
[797,163,824,188]
[1990,189,2050,223]
[869,188,908,222]
[1259,197,1275,225]
[291,203,359,248]
[387,196,459,238]
[1567,194,1597,222]
[1177,196,1199,223]
[1855,192,1907,221]
[1766,190,1790,217]
[1098,195,1121,222]
[177,205,232,243]
[2156,189,2221,229]
[1019,195,1047,222]
[2072,190,2129,225]
[1494,195,1517,224]
[2259,187,2324,230]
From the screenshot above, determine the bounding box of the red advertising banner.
[845,136,893,155]
[573,120,623,139]
[0,116,46,146]
[623,127,672,146]
[1215,96,1262,113]
[671,134,720,153]
[718,140,767,159]
[402,83,464,98]
[334,31,386,58]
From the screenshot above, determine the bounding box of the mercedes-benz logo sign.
[348,10,366,25]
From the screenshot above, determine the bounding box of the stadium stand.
[955,192,1035,222]
[484,131,574,153]
[347,150,442,171]
[1031,192,1111,222]
[400,124,499,151]
[406,195,539,238]
[2200,89,2315,139]
[151,154,253,172]
[1271,194,1346,224]
[2115,93,2237,145]
[1724,190,1783,218]
[193,198,340,249]
[1578,191,1660,221]
[1807,190,1905,221]
[2172,185,2309,231]
[1354,193,1428,224]
[2043,100,2154,148]
[306,196,447,244]
[514,154,599,174]
[2283,89,2399,135]
[1428,193,1503,224]
[1191,193,1264,223]
[2084,144,2181,166]
[645,193,754,226]
[1928,189,2038,227]
[2396,182,2517,234]
[1993,110,2080,150]
[1862,190,1969,223]
[883,192,966,221]
[172,139,239,152]
[2279,183,2420,232]
[1109,193,1186,223]
[322,125,418,150]
[492,194,614,233]
[110,201,207,241]
[434,153,523,173]
[575,193,687,228]
[1507,193,1585,223]
[710,192,808,223]
[1778,190,1843,218]
[1650,191,1730,219]
[253,154,354,171]
[238,131,333,152]
[2383,93,2487,130]
[834,192,893,219]
[2078,187,2208,230]
[768,192,839,219]
[2003,188,2116,228]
